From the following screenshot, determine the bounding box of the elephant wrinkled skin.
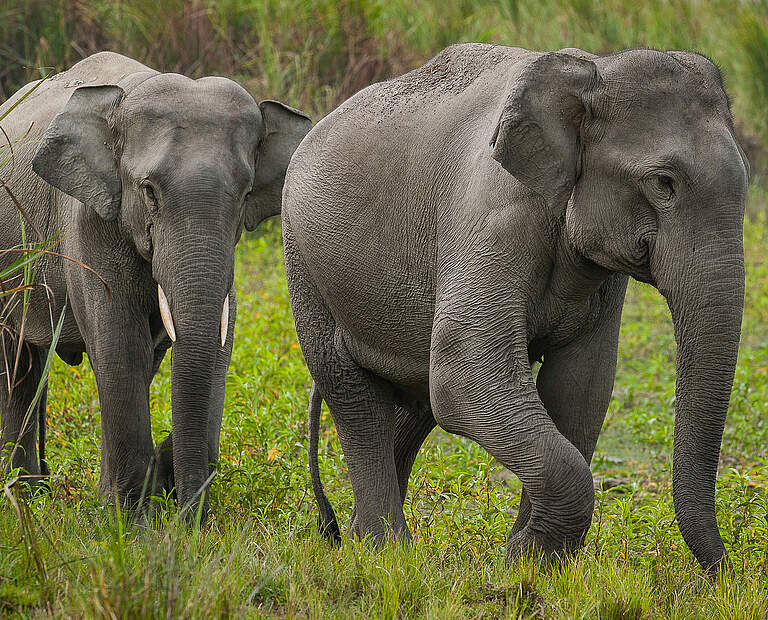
[284,44,748,576]
[0,52,311,520]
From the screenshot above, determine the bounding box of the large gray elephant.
[0,51,311,520]
[283,44,749,576]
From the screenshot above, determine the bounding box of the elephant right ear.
[245,101,312,231]
[32,84,124,221]
[490,53,602,206]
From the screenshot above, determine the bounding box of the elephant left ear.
[245,101,312,231]
[32,84,125,221]
[490,53,602,207]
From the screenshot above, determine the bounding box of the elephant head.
[491,49,748,576]
[31,74,311,516]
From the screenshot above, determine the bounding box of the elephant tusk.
[220,293,229,347]
[158,284,177,343]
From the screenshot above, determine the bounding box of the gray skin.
[284,44,749,577]
[0,52,311,520]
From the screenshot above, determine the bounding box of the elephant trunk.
[153,214,234,522]
[169,332,219,521]
[657,228,744,577]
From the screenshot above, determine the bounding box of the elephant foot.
[9,473,50,498]
[96,441,176,519]
[1,446,51,498]
[153,435,176,499]
[504,524,584,569]
[349,505,411,544]
[25,474,51,496]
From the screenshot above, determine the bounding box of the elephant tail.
[308,381,341,542]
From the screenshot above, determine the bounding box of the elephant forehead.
[123,73,261,128]
[596,50,730,121]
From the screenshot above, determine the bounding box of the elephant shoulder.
[555,47,598,61]
[0,52,155,121]
[377,43,532,107]
[325,43,534,126]
[39,52,158,102]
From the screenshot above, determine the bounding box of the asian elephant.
[283,44,748,576]
[0,51,311,520]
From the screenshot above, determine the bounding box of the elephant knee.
[535,439,595,541]
[429,362,471,436]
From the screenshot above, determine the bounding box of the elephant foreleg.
[87,319,156,507]
[430,261,607,562]
[0,337,48,491]
[513,274,627,538]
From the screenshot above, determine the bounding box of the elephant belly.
[1,258,84,350]
[322,263,434,387]
[341,329,431,387]
[26,314,83,349]
[290,209,435,387]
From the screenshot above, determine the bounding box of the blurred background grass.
[1,0,767,178]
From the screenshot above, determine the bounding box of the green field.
[2,1,768,617]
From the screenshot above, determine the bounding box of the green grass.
[0,204,766,617]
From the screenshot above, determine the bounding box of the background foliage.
[1,1,767,617]
[1,1,767,152]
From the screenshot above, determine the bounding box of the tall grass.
[1,0,767,160]
[0,82,62,603]
[0,77,107,566]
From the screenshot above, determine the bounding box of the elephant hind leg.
[285,220,405,542]
[325,357,404,541]
[0,335,48,491]
[392,400,435,507]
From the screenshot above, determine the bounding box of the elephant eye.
[142,182,159,210]
[656,174,675,199]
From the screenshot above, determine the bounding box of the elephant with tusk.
[158,280,227,347]
[0,51,311,521]
[283,43,749,577]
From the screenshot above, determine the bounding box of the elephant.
[283,44,749,577]
[0,51,311,520]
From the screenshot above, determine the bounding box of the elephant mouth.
[156,283,230,347]
[631,232,657,285]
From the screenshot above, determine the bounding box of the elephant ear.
[489,52,602,205]
[245,101,312,231]
[32,85,124,221]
